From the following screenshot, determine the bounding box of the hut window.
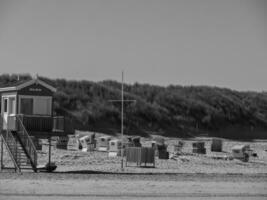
[4,99,8,112]
[20,98,33,115]
[9,97,16,114]
[19,96,51,116]
[34,98,51,115]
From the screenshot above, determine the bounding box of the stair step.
[19,161,29,164]
[19,160,29,162]
[20,167,33,169]
[19,155,27,157]
[17,158,28,160]
[17,156,27,158]
[19,158,28,161]
[20,158,31,161]
[19,157,28,160]
[20,164,31,167]
[2,129,38,173]
[19,164,29,166]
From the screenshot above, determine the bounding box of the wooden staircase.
[0,115,37,172]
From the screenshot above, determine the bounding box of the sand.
[1,137,267,199]
[32,137,267,174]
[0,173,267,200]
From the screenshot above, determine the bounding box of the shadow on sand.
[50,170,174,175]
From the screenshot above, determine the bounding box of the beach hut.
[123,137,134,148]
[108,137,135,157]
[79,135,95,152]
[56,136,69,150]
[132,136,142,147]
[0,77,74,172]
[192,142,206,154]
[75,130,95,142]
[152,136,169,159]
[232,145,250,162]
[109,139,122,152]
[173,141,184,152]
[97,136,111,151]
[211,138,223,152]
[67,135,81,151]
[108,139,123,157]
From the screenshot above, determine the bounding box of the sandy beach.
[1,137,267,199]
[1,173,267,200]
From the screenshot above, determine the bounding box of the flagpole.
[121,70,124,169]
[108,71,136,170]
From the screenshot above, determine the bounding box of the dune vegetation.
[1,74,267,139]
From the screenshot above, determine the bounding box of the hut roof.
[0,78,56,92]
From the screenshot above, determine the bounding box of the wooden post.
[15,137,18,167]
[48,137,51,167]
[0,137,3,171]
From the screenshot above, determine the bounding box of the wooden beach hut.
[211,138,223,152]
[108,139,122,157]
[97,136,111,151]
[192,142,206,154]
[0,77,74,172]
[79,135,95,152]
[231,145,251,162]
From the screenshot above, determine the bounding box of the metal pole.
[121,71,124,170]
[108,71,136,170]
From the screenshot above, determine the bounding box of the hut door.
[2,97,16,130]
[2,97,8,129]
[8,97,16,130]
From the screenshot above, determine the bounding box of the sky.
[0,0,266,91]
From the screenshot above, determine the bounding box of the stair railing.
[15,115,37,170]
[0,115,20,171]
